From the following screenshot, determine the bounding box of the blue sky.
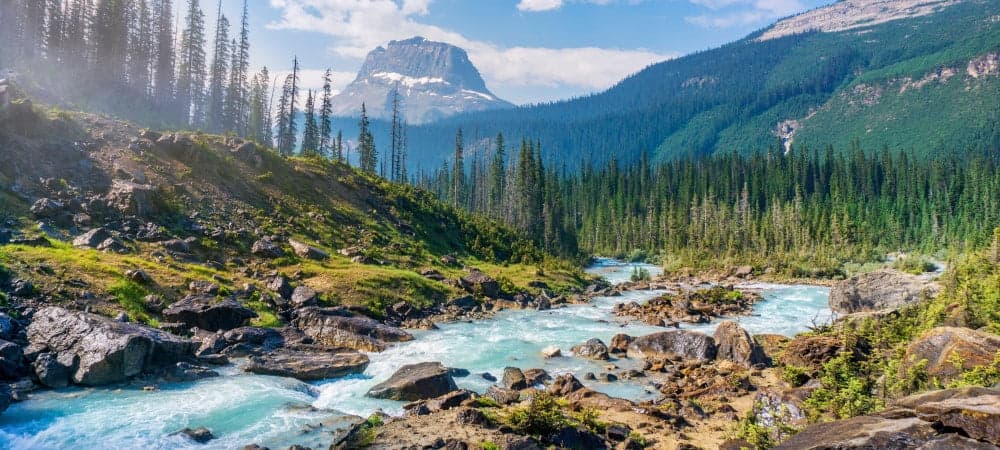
[206,0,834,104]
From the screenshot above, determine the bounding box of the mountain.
[386,0,998,168]
[329,37,513,124]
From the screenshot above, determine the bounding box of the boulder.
[549,426,607,450]
[26,306,195,386]
[627,330,717,361]
[829,269,938,314]
[459,269,500,298]
[779,335,843,371]
[267,276,293,299]
[571,338,610,360]
[243,348,369,381]
[901,327,1000,384]
[367,362,458,401]
[781,387,1000,449]
[188,280,220,295]
[502,367,528,390]
[714,321,769,367]
[162,295,258,331]
[523,368,551,386]
[549,373,585,396]
[290,286,319,308]
[30,198,65,218]
[293,307,413,352]
[288,239,329,260]
[174,427,214,444]
[0,313,17,340]
[609,334,632,354]
[32,352,70,388]
[107,180,160,217]
[485,386,521,405]
[73,228,111,248]
[541,346,562,358]
[223,326,285,350]
[161,238,191,253]
[0,339,25,379]
[251,238,284,258]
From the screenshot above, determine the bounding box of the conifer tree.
[452,128,465,208]
[153,0,176,111]
[224,0,250,135]
[319,68,334,157]
[358,103,377,172]
[247,66,270,146]
[127,0,154,97]
[205,0,229,132]
[176,0,207,127]
[301,90,319,156]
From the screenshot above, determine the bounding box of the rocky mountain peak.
[758,0,963,41]
[330,37,512,124]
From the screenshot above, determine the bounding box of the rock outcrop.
[714,321,769,367]
[626,330,717,361]
[26,306,194,386]
[900,326,1000,383]
[162,295,258,331]
[829,269,937,314]
[779,387,1000,449]
[293,307,414,352]
[571,338,610,360]
[243,347,369,381]
[367,362,458,401]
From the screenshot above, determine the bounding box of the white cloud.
[685,0,805,28]
[517,0,563,12]
[266,0,672,97]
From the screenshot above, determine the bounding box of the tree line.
[419,136,1000,268]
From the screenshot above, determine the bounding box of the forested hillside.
[392,0,999,168]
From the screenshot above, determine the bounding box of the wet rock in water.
[541,345,562,358]
[480,372,497,382]
[163,362,219,382]
[523,368,551,386]
[485,386,520,405]
[244,347,369,381]
[223,326,285,350]
[627,330,717,362]
[32,352,70,388]
[27,306,194,386]
[162,295,257,331]
[288,239,329,260]
[0,383,11,416]
[174,427,215,443]
[502,367,528,390]
[829,269,938,314]
[0,339,26,380]
[714,321,769,367]
[290,286,319,308]
[251,238,284,258]
[900,327,1000,384]
[459,269,500,298]
[609,333,632,354]
[293,307,413,352]
[367,362,458,401]
[571,338,610,360]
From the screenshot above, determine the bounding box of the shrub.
[630,266,651,282]
[501,392,568,436]
[892,255,937,275]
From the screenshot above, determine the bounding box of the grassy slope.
[0,104,590,325]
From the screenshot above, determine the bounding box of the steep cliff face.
[329,37,513,124]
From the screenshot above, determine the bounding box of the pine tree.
[153,0,175,111]
[452,128,465,208]
[91,0,129,84]
[224,0,249,135]
[488,133,506,218]
[390,86,403,181]
[247,66,270,146]
[205,0,229,132]
[127,0,154,97]
[45,0,65,62]
[335,130,344,162]
[301,90,319,156]
[276,57,299,156]
[358,103,377,172]
[176,0,207,126]
[319,68,334,157]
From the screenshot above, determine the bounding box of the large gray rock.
[33,352,71,388]
[779,387,1000,449]
[829,269,938,314]
[367,362,458,401]
[501,367,527,390]
[107,180,160,217]
[0,313,17,340]
[73,228,111,248]
[626,330,717,361]
[26,306,195,386]
[459,269,501,298]
[901,327,1000,385]
[288,239,329,260]
[244,347,369,381]
[571,338,610,361]
[251,238,284,258]
[162,295,258,331]
[0,339,25,380]
[293,307,413,352]
[714,321,769,367]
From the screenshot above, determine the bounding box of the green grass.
[108,279,154,325]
